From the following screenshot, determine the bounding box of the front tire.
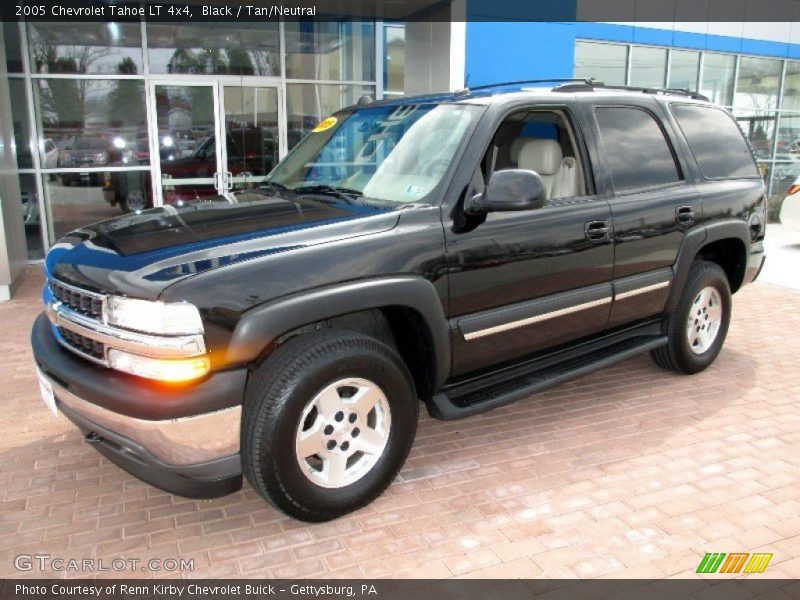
[651,260,731,374]
[242,329,418,522]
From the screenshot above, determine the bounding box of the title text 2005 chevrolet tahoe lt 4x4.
[32,80,766,521]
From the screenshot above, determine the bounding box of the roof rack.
[553,80,709,101]
[453,78,597,97]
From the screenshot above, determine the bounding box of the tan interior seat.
[515,138,580,199]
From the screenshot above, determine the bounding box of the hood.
[46,191,401,299]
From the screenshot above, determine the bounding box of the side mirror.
[466,169,546,215]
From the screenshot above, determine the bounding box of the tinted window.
[671,105,759,179]
[595,107,681,193]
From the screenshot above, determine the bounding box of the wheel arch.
[225,277,451,396]
[666,221,750,313]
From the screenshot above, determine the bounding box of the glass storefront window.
[285,21,375,81]
[775,112,800,160]
[573,41,627,85]
[735,56,782,111]
[34,79,148,167]
[9,79,33,169]
[699,53,736,106]
[19,174,44,260]
[629,46,667,88]
[147,23,280,76]
[384,26,405,96]
[781,61,800,112]
[286,83,375,150]
[28,22,143,75]
[668,50,700,90]
[43,171,150,242]
[4,22,23,73]
[769,161,800,222]
[224,86,281,183]
[735,111,777,160]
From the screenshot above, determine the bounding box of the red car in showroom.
[103,127,279,212]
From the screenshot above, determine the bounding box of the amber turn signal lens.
[107,349,210,382]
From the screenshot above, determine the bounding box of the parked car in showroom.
[33,80,766,521]
[102,127,279,212]
[59,136,123,186]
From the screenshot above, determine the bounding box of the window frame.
[669,102,761,182]
[591,103,686,197]
[478,103,600,208]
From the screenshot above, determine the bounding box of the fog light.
[107,349,210,382]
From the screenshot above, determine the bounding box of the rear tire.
[651,260,731,374]
[242,329,418,522]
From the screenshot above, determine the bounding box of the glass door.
[220,85,281,193]
[150,82,223,206]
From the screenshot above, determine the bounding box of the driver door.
[444,104,614,377]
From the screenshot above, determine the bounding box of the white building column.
[0,25,27,301]
[404,0,467,94]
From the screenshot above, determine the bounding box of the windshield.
[266,103,482,203]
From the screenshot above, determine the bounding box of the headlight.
[104,296,204,335]
[108,349,210,382]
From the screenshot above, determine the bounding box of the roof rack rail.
[554,80,709,101]
[454,78,598,97]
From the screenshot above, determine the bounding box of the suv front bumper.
[31,313,244,498]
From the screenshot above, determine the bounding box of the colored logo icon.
[696,552,773,574]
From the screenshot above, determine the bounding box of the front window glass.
[668,50,700,90]
[267,103,482,203]
[629,46,667,88]
[285,21,375,81]
[735,56,782,111]
[4,22,23,73]
[699,53,735,106]
[573,41,627,85]
[34,79,147,167]
[781,61,800,112]
[286,83,375,150]
[384,26,405,96]
[147,23,280,76]
[28,22,143,74]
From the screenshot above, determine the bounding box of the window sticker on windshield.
[405,185,423,196]
[313,117,338,132]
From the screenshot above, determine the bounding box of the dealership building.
[1,0,799,299]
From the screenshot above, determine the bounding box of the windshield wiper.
[258,181,289,192]
[293,184,362,204]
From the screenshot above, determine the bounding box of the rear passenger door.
[584,100,702,328]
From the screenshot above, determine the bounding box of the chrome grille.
[57,326,105,361]
[49,279,103,317]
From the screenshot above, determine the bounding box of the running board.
[427,335,667,420]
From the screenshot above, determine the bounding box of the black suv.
[32,81,766,522]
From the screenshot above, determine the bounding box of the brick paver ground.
[1,267,799,579]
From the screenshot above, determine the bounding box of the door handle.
[676,205,695,225]
[585,220,610,242]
